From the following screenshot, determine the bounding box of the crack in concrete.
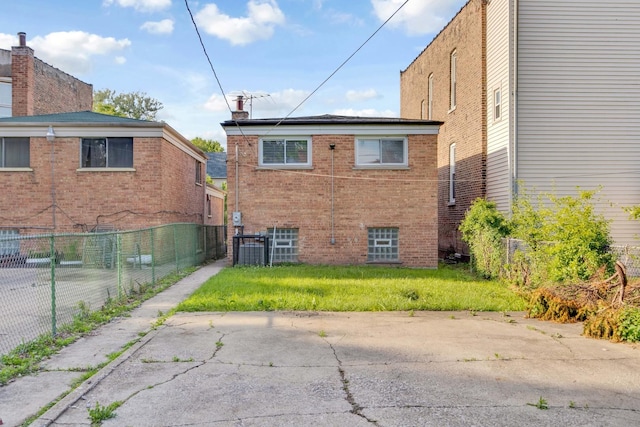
[327,340,380,426]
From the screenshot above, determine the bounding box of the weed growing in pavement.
[527,396,549,410]
[318,330,327,338]
[88,401,122,425]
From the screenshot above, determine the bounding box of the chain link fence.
[0,223,226,356]
[504,238,640,277]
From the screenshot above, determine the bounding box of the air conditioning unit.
[238,242,265,265]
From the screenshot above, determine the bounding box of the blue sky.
[0,0,466,147]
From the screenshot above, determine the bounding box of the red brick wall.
[400,0,486,257]
[226,132,438,267]
[0,136,205,232]
[11,46,93,117]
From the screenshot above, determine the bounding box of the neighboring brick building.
[400,0,486,257]
[222,102,442,267]
[0,32,93,118]
[0,111,209,233]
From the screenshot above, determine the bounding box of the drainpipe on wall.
[511,0,519,208]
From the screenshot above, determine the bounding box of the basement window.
[368,228,399,262]
[267,228,299,263]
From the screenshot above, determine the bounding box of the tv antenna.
[229,91,272,118]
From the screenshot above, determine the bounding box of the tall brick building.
[401,0,640,254]
[222,101,441,267]
[0,32,93,118]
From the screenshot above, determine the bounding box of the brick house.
[0,32,93,118]
[401,0,640,255]
[222,101,441,267]
[0,111,209,233]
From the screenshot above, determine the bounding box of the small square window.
[267,228,299,263]
[260,138,311,167]
[355,138,407,167]
[0,137,30,167]
[368,228,399,262]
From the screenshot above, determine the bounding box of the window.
[449,143,456,204]
[206,195,212,217]
[260,138,311,167]
[0,137,29,167]
[368,228,399,262]
[428,73,434,120]
[81,138,133,168]
[267,228,299,263]
[355,138,407,167]
[0,80,10,118]
[195,160,202,184]
[494,88,501,121]
[450,50,457,110]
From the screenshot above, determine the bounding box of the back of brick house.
[222,100,441,268]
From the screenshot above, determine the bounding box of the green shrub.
[459,198,510,279]
[618,306,640,342]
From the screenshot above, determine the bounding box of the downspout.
[329,144,336,245]
[235,143,239,213]
[512,0,519,207]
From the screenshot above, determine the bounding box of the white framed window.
[259,137,311,167]
[428,73,434,120]
[450,50,457,111]
[355,137,407,167]
[368,228,399,262]
[494,88,501,121]
[0,137,29,168]
[449,143,456,204]
[81,137,133,168]
[268,228,299,263]
[0,79,11,118]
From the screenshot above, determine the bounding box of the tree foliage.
[93,89,163,121]
[191,137,224,153]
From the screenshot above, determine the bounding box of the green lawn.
[177,264,526,312]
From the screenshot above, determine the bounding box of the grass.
[177,263,526,312]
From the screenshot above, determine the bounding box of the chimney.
[12,32,35,116]
[231,95,249,120]
[18,32,26,47]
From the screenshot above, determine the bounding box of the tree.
[191,137,224,153]
[93,89,163,121]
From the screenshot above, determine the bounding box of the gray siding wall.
[486,0,512,213]
[517,0,640,245]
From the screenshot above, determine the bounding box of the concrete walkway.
[2,260,640,426]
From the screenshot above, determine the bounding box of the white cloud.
[28,31,131,75]
[204,93,232,112]
[0,33,17,49]
[194,0,285,46]
[251,89,310,116]
[103,0,171,12]
[346,89,380,102]
[371,0,464,36]
[333,108,397,118]
[115,56,127,64]
[140,19,175,35]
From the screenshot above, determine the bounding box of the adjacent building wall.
[400,0,486,256]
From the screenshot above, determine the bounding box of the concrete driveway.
[40,311,640,426]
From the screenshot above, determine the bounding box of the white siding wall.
[517,0,640,245]
[486,0,512,213]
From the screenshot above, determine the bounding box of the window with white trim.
[81,137,133,168]
[449,143,456,204]
[450,50,457,110]
[259,138,311,167]
[355,138,407,167]
[368,228,399,262]
[268,228,299,263]
[0,137,29,167]
[428,73,434,120]
[494,88,501,121]
[0,80,11,118]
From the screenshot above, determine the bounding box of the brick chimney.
[231,95,249,120]
[11,32,34,116]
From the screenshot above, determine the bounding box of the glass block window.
[368,228,399,262]
[268,228,299,263]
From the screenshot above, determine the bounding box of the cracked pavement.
[3,260,639,427]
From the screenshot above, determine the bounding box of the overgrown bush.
[459,198,510,279]
[510,188,613,286]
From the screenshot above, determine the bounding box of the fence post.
[151,228,156,286]
[116,233,123,298]
[50,234,57,337]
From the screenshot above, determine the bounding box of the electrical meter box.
[232,211,242,226]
